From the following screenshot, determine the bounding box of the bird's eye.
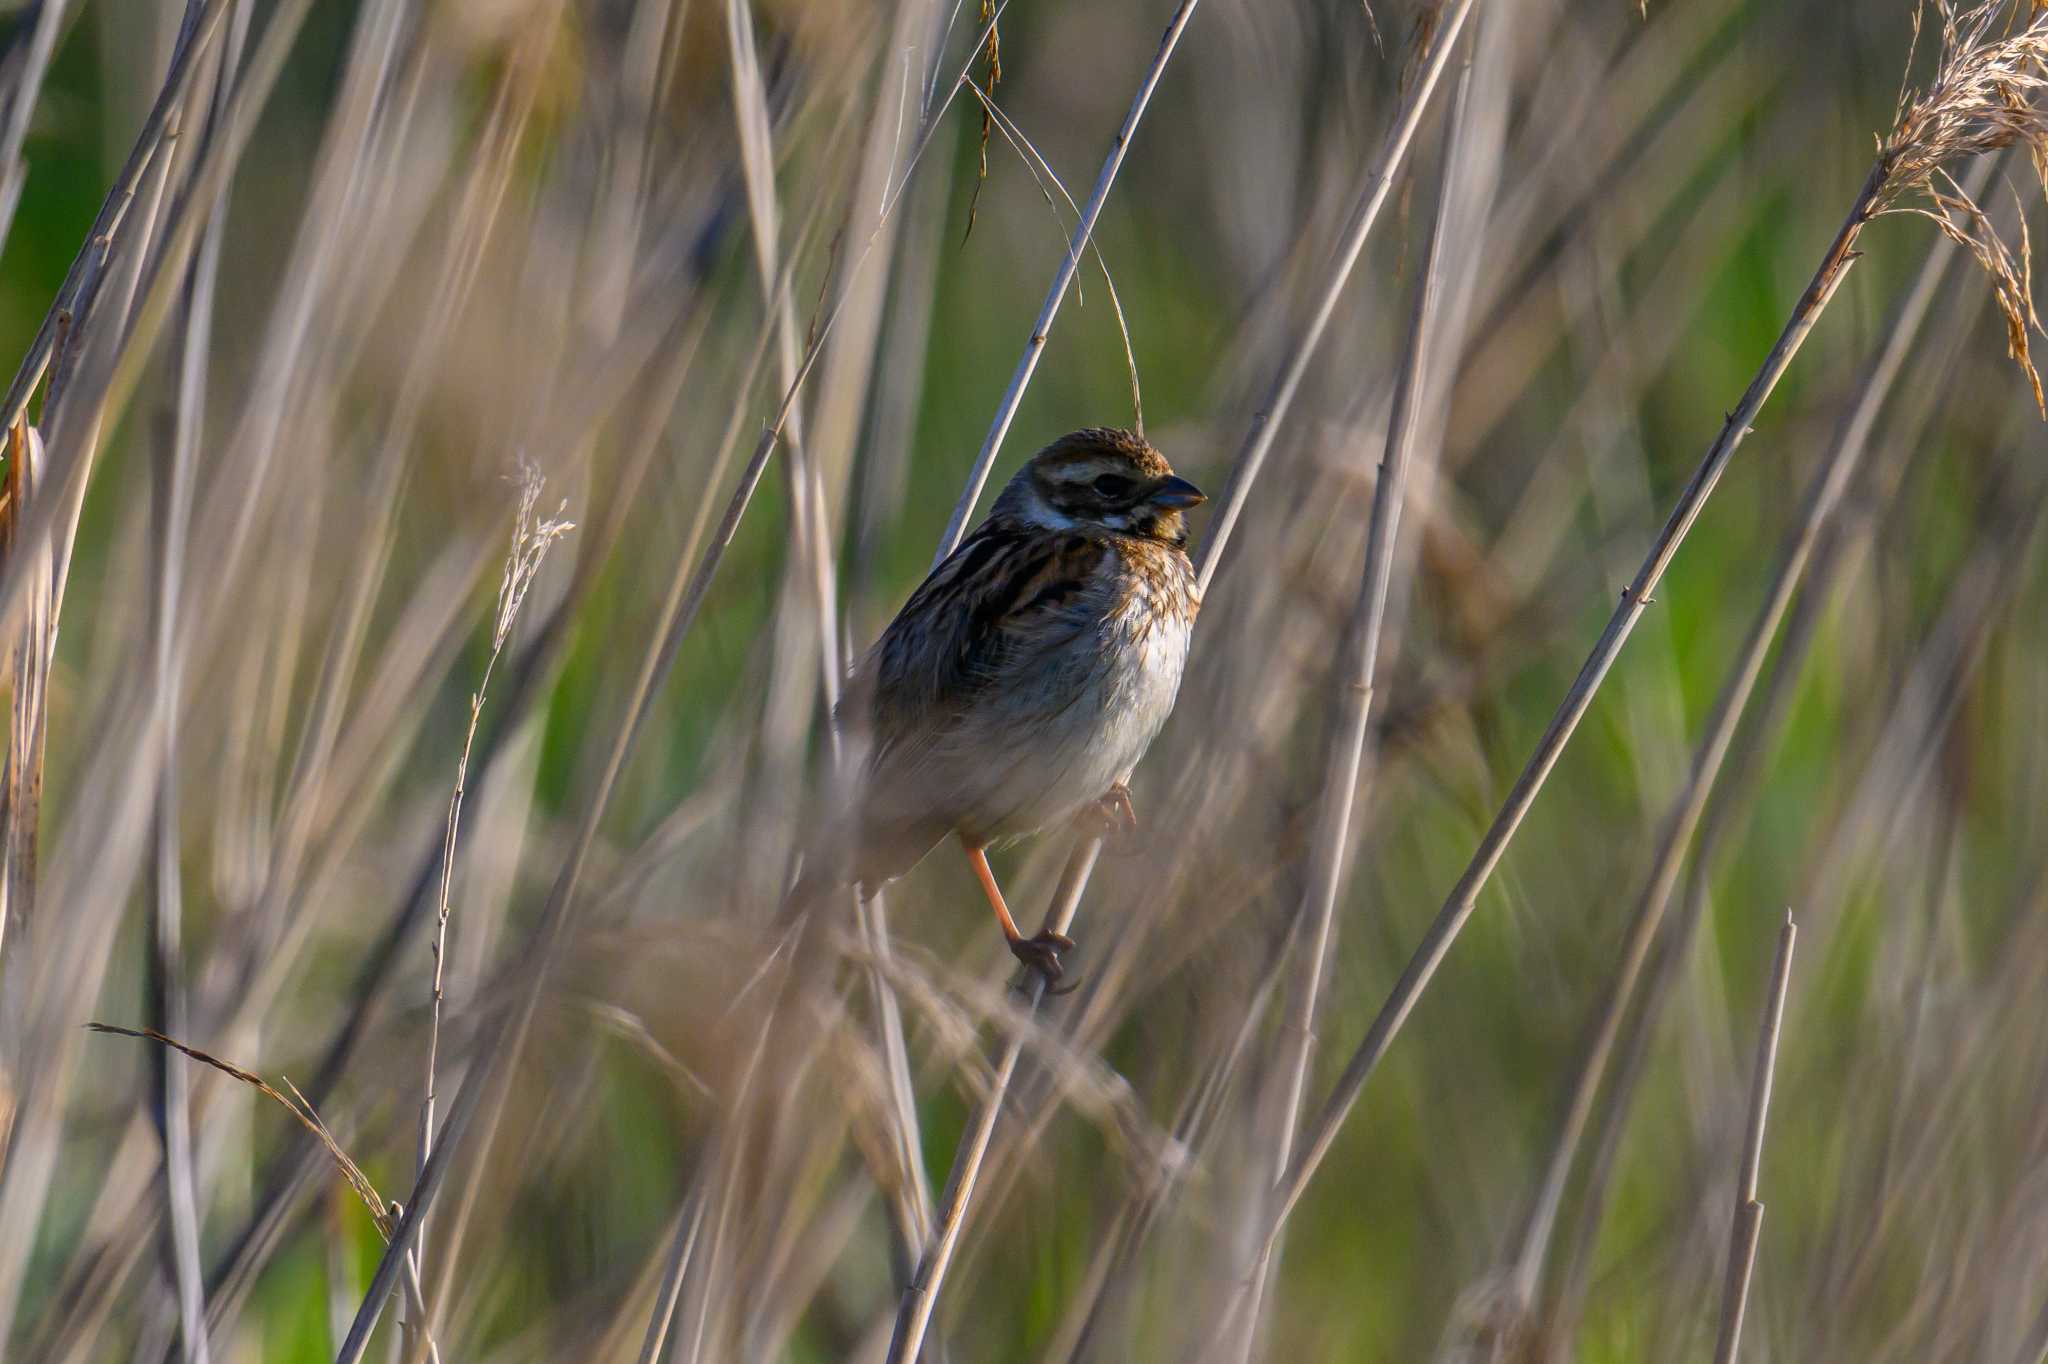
[1092,474,1134,499]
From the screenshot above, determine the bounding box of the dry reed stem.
[1233,50,1474,1364]
[1196,0,1481,592]
[1241,0,2048,1301]
[1711,914,1796,1364]
[149,12,248,1358]
[1502,148,1994,1318]
[932,0,1200,564]
[884,840,1102,1364]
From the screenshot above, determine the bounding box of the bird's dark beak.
[1148,475,1207,509]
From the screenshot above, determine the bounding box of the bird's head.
[994,428,1207,546]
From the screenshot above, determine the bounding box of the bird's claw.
[1077,783,1139,848]
[1009,928,1078,994]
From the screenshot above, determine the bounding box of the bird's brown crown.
[993,428,1205,546]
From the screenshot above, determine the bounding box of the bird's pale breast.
[949,538,1197,844]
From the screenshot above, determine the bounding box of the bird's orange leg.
[961,838,1075,990]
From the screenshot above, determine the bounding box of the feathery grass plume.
[1876,0,2048,409]
[416,463,572,1263]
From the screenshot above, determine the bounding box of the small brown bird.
[807,427,1204,985]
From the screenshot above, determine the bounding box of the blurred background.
[0,0,2045,1360]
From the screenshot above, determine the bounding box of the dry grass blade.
[1499,148,1995,1326]
[86,1024,446,1362]
[85,1024,393,1241]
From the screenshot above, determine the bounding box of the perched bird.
[804,427,1205,986]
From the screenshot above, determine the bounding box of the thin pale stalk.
[416,481,570,1288]
[1249,158,1884,1282]
[1712,914,1795,1364]
[0,0,74,258]
[885,839,1102,1363]
[148,8,244,1358]
[1195,0,1480,593]
[932,0,1200,563]
[1234,51,1471,1363]
[633,1180,708,1364]
[1505,148,1989,1309]
[1552,439,2046,1362]
[1044,907,1298,1363]
[0,0,232,439]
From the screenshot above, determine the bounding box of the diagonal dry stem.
[931,0,1200,564]
[1245,1,2048,1286]
[1195,0,1482,593]
[1502,147,1997,1318]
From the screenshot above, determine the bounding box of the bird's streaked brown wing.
[845,521,1111,793]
